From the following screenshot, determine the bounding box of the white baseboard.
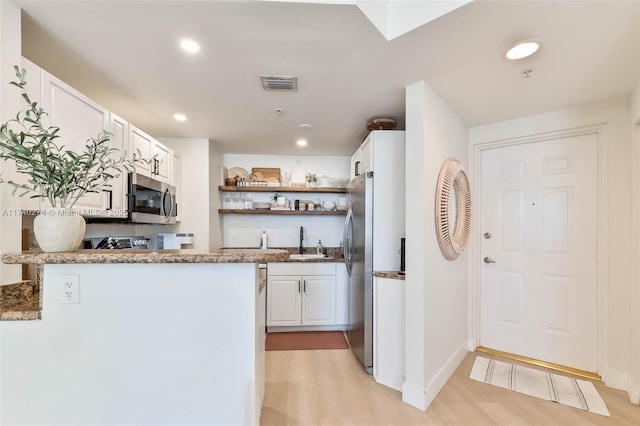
[602,366,630,391]
[627,376,640,405]
[466,337,476,352]
[402,381,427,410]
[401,341,469,411]
[602,366,640,405]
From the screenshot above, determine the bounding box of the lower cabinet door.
[267,276,302,326]
[301,276,336,325]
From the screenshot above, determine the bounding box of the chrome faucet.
[299,226,304,254]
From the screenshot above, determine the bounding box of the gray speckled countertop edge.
[2,249,290,265]
[373,271,406,280]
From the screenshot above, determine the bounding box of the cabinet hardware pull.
[105,190,112,210]
[298,280,301,293]
[303,280,306,292]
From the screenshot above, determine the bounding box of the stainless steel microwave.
[127,172,177,224]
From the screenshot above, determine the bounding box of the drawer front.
[268,262,336,276]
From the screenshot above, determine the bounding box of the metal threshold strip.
[476,347,601,381]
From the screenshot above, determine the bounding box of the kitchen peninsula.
[1,248,288,426]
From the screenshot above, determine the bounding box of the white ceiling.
[15,0,639,156]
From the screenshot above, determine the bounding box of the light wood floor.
[261,349,639,425]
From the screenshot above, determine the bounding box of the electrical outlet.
[62,275,80,304]
[231,234,238,244]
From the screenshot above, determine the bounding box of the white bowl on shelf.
[323,201,336,211]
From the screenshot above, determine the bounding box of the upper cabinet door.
[108,113,129,215]
[128,125,172,184]
[41,71,110,211]
[351,133,373,177]
[128,125,154,176]
[152,140,172,184]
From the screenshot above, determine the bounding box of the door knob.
[483,257,496,264]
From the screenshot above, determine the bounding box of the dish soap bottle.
[316,240,324,255]
[260,231,268,249]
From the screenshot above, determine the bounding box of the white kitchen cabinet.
[301,275,336,325]
[267,276,302,326]
[350,135,372,177]
[128,124,173,184]
[40,70,113,213]
[267,262,338,329]
[373,276,405,391]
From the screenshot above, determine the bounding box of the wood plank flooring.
[261,349,640,425]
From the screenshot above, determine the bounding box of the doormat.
[470,356,610,417]
[266,331,348,351]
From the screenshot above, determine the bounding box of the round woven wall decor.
[435,158,471,260]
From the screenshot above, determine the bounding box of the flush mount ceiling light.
[297,139,308,147]
[505,39,543,60]
[179,39,200,54]
[173,113,187,122]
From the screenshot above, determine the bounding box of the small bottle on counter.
[316,240,324,255]
[260,231,268,249]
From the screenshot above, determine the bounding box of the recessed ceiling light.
[297,139,308,147]
[505,39,543,60]
[299,123,312,131]
[179,39,200,54]
[173,113,187,122]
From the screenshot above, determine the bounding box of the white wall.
[161,138,219,251]
[221,154,349,248]
[208,140,223,250]
[628,3,640,402]
[0,0,23,284]
[402,81,469,410]
[630,83,640,403]
[470,96,633,393]
[0,1,23,418]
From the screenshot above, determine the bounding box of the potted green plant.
[0,66,141,252]
[305,172,317,187]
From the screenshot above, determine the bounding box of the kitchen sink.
[288,254,333,260]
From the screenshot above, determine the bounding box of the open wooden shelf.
[218,186,347,194]
[219,209,347,216]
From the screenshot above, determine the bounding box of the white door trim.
[469,124,608,377]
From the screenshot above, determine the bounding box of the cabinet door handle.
[355,161,360,176]
[105,190,112,210]
[298,280,301,293]
[303,280,306,292]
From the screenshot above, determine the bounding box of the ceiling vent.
[261,76,298,92]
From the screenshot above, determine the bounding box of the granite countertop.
[0,277,42,321]
[2,248,290,265]
[373,271,406,280]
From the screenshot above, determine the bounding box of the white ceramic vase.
[33,208,86,252]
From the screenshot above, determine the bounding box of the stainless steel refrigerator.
[344,171,374,373]
[343,130,405,375]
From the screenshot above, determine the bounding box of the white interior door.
[480,134,598,373]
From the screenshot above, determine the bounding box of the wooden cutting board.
[252,167,281,183]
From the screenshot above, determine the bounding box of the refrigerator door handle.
[344,208,354,277]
